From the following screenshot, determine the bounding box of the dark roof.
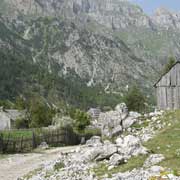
[154,61,180,87]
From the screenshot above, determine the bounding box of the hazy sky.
[130,0,180,14]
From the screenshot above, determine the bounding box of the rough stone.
[109,153,124,166]
[86,136,102,147]
[143,154,165,168]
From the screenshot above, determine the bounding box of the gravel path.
[0,146,80,180]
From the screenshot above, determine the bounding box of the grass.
[131,120,149,129]
[54,162,65,171]
[93,155,147,179]
[0,129,33,138]
[144,110,180,173]
[0,154,7,160]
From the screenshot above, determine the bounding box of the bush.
[162,56,176,74]
[15,118,29,129]
[72,109,91,132]
[27,96,55,128]
[123,86,146,112]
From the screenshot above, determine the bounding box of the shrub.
[123,86,146,112]
[54,162,65,171]
[15,118,29,129]
[28,96,55,128]
[72,109,91,132]
[162,56,176,74]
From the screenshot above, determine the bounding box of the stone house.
[0,107,25,130]
[154,61,180,110]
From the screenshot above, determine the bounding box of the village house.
[0,107,25,130]
[154,61,180,110]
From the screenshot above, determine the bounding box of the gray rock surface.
[86,136,102,147]
[98,103,138,137]
[143,154,165,168]
[116,135,148,159]
[109,153,124,166]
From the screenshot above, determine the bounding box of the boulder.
[115,103,128,120]
[122,116,136,129]
[143,154,165,168]
[99,103,128,137]
[38,142,49,150]
[109,153,124,166]
[82,147,102,162]
[86,136,102,147]
[95,143,117,161]
[112,125,123,137]
[116,135,147,158]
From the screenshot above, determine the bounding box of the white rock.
[96,143,117,161]
[109,153,124,166]
[122,116,136,129]
[86,136,102,147]
[144,154,165,168]
[117,135,148,158]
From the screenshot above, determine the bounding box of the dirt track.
[0,146,79,180]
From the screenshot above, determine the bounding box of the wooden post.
[32,131,36,149]
[20,136,23,152]
[0,133,3,153]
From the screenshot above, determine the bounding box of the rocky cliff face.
[1,0,180,98]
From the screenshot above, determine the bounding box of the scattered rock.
[86,136,102,147]
[143,154,165,168]
[38,142,49,150]
[109,153,124,166]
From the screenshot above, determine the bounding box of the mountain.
[0,0,180,108]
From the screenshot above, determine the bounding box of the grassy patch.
[54,162,65,171]
[0,154,7,160]
[131,120,149,129]
[93,155,147,179]
[0,130,33,138]
[144,110,180,173]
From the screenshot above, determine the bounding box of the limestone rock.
[86,136,102,147]
[95,143,118,161]
[109,153,124,166]
[117,135,148,158]
[143,154,165,168]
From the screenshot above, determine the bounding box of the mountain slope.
[1,0,180,107]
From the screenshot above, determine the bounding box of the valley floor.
[0,146,80,180]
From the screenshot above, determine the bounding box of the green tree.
[15,96,26,110]
[28,96,54,128]
[163,56,176,74]
[72,109,91,132]
[123,86,146,112]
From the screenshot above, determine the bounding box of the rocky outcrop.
[98,103,140,137]
[152,8,180,30]
[116,135,147,159]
